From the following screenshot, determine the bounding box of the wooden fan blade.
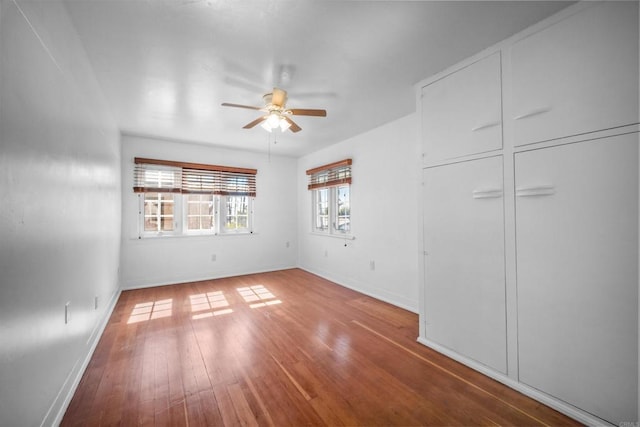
[284,116,302,133]
[243,116,267,129]
[271,88,287,107]
[288,108,327,117]
[221,102,263,111]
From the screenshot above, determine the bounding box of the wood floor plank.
[62,269,581,426]
[227,382,259,427]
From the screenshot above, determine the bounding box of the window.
[307,159,352,236]
[222,195,252,233]
[313,188,329,232]
[335,185,350,233]
[144,192,176,233]
[185,194,214,233]
[134,158,257,237]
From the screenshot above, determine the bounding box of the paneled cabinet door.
[510,1,639,146]
[423,156,506,373]
[421,52,502,162]
[515,134,638,425]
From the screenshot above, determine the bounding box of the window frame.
[138,193,257,238]
[220,195,254,234]
[311,185,351,236]
[183,193,216,236]
[141,192,180,237]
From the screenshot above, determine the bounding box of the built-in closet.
[417,2,639,425]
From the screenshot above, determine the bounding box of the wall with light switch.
[120,134,298,289]
[0,1,121,426]
[297,113,421,312]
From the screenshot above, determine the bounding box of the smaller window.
[335,185,350,233]
[313,188,329,232]
[185,194,215,234]
[307,159,352,237]
[143,192,176,234]
[222,195,253,233]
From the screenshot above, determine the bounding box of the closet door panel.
[421,52,502,161]
[510,2,639,146]
[515,135,638,425]
[423,156,506,373]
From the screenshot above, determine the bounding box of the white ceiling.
[64,0,572,157]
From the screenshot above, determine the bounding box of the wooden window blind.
[134,158,257,196]
[306,159,352,190]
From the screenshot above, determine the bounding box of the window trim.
[183,193,216,236]
[220,195,254,235]
[139,192,182,237]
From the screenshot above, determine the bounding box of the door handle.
[472,189,503,199]
[471,120,501,132]
[513,107,552,121]
[515,185,555,197]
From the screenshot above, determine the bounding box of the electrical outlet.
[94,296,99,310]
[65,302,71,324]
[211,254,216,262]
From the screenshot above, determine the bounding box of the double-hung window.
[307,159,352,236]
[134,158,256,237]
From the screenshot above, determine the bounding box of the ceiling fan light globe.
[260,121,273,132]
[279,119,291,132]
[266,113,280,128]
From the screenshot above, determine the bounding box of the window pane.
[187,202,201,215]
[185,194,215,232]
[145,217,158,231]
[162,217,174,230]
[336,185,350,233]
[187,217,200,229]
[201,215,213,229]
[224,196,250,231]
[314,189,329,232]
[143,193,175,232]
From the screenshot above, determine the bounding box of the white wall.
[0,1,121,426]
[120,134,298,288]
[297,113,421,311]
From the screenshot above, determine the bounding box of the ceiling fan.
[221,88,327,133]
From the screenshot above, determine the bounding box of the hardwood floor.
[62,269,579,426]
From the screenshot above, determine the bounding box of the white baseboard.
[416,337,614,427]
[299,266,419,314]
[122,265,298,290]
[41,287,122,427]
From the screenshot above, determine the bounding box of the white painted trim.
[122,265,298,290]
[43,287,122,427]
[299,266,418,314]
[417,337,614,427]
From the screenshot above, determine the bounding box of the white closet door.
[515,134,638,425]
[423,156,506,373]
[510,1,639,146]
[421,52,502,162]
